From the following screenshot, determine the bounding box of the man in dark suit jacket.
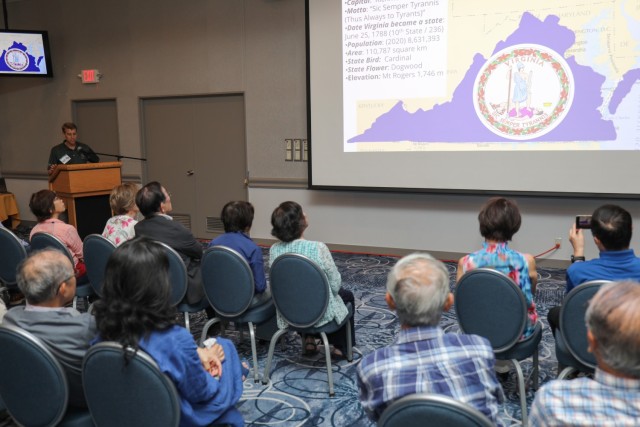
[134,181,204,304]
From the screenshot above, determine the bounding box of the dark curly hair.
[92,237,176,351]
[271,201,307,243]
[29,189,56,222]
[478,197,522,242]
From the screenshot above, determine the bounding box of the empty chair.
[82,234,117,297]
[378,393,494,427]
[83,342,180,427]
[31,232,94,309]
[262,253,354,396]
[158,241,208,331]
[0,226,28,289]
[556,280,611,379]
[455,268,542,427]
[199,246,276,383]
[0,324,92,427]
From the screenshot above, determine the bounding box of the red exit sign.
[81,69,100,84]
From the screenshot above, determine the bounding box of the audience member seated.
[209,201,270,307]
[530,281,640,426]
[357,253,504,424]
[102,182,139,247]
[29,189,86,278]
[457,197,538,339]
[2,249,96,408]
[269,201,356,358]
[92,238,244,427]
[134,182,204,304]
[547,204,640,337]
[0,221,30,249]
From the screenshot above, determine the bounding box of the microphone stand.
[93,152,147,162]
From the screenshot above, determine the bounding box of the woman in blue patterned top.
[456,197,538,339]
[269,201,356,358]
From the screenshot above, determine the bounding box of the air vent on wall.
[206,217,224,233]
[172,214,191,231]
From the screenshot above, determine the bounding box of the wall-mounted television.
[0,30,52,77]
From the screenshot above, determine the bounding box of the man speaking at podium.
[48,122,99,175]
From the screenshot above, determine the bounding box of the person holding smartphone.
[547,204,640,338]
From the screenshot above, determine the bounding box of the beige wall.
[2,0,639,264]
[0,0,306,180]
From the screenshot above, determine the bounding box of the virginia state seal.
[5,48,29,72]
[473,44,574,140]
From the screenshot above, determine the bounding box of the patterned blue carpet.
[193,251,568,427]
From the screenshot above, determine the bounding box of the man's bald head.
[17,250,74,305]
[586,281,640,378]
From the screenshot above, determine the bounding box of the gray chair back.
[0,227,27,287]
[83,342,180,427]
[269,253,330,328]
[157,241,188,306]
[378,394,494,427]
[455,268,527,352]
[30,232,74,264]
[0,324,92,427]
[202,245,254,316]
[559,280,611,369]
[83,234,116,297]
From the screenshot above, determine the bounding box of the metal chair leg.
[262,328,289,385]
[199,318,222,344]
[184,312,190,333]
[346,321,353,362]
[248,322,260,383]
[558,366,577,380]
[319,332,334,397]
[512,359,528,427]
[533,349,539,390]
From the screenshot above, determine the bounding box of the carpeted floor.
[185,250,568,427]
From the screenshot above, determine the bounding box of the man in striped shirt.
[530,281,640,426]
[357,253,504,425]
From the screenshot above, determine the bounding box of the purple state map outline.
[348,12,639,144]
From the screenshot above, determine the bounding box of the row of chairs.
[0,228,108,309]
[0,323,183,427]
[188,246,354,395]
[0,320,493,427]
[116,241,354,396]
[1,228,601,424]
[0,227,348,394]
[455,269,606,426]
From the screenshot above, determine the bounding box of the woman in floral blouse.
[102,183,139,247]
[456,197,538,339]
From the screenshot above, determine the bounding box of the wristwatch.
[570,255,586,263]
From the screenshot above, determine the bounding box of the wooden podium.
[49,162,122,238]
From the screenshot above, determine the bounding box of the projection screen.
[307,0,640,197]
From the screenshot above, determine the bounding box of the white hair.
[586,281,640,377]
[17,249,73,305]
[386,253,450,327]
